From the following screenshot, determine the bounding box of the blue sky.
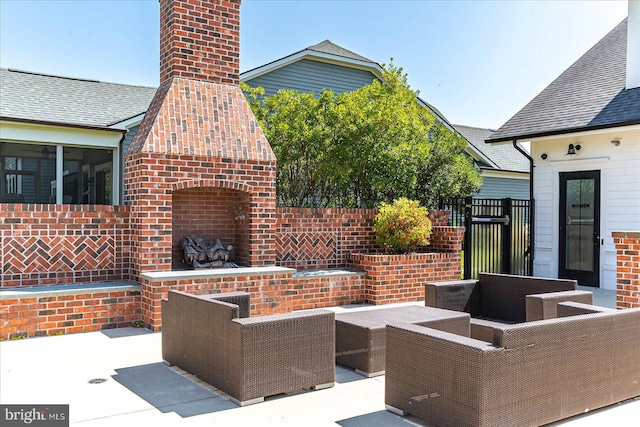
[0,0,628,129]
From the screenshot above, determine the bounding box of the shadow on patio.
[112,362,237,418]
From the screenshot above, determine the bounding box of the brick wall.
[1,204,462,336]
[429,223,464,252]
[0,204,131,288]
[347,229,463,306]
[1,287,141,340]
[275,208,376,270]
[613,231,640,309]
[139,270,366,330]
[274,209,451,270]
[159,0,241,85]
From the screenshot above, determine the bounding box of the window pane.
[65,146,113,205]
[1,142,53,203]
[565,178,595,272]
[1,142,114,205]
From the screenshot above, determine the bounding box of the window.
[0,142,115,205]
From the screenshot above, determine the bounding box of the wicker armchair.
[425,272,592,341]
[385,303,640,427]
[162,290,335,406]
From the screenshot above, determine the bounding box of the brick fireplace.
[124,0,276,275]
[0,0,470,338]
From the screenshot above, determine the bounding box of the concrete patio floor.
[1,288,638,427]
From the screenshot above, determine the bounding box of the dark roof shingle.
[0,68,156,128]
[488,19,640,142]
[306,40,375,63]
[454,124,529,173]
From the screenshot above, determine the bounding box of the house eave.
[479,167,530,179]
[108,113,147,129]
[485,119,640,144]
[0,116,125,134]
[462,141,499,169]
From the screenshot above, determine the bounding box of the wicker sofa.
[162,290,335,406]
[385,301,640,427]
[424,272,593,341]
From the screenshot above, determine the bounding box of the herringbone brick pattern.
[2,235,114,274]
[276,233,337,262]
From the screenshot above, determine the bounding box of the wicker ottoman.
[335,305,470,377]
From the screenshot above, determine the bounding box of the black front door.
[559,171,600,287]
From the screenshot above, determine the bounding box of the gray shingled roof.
[454,124,529,173]
[488,18,640,142]
[0,68,156,128]
[307,40,375,63]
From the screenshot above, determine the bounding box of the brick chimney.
[627,0,640,89]
[159,0,240,85]
[124,0,277,281]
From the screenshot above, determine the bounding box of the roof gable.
[306,40,374,62]
[488,19,640,142]
[241,40,455,128]
[241,40,383,83]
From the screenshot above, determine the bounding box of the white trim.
[241,50,384,82]
[56,145,63,204]
[108,113,146,130]
[111,148,120,205]
[0,120,122,147]
[480,169,530,180]
[465,144,499,168]
[522,124,640,144]
[141,266,296,281]
[549,156,610,167]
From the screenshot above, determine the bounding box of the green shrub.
[373,198,432,254]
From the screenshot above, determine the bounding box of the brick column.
[613,231,640,309]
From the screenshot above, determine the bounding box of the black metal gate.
[440,197,533,279]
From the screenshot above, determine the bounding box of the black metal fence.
[439,197,533,279]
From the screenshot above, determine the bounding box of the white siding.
[530,125,640,289]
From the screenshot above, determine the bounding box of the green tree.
[414,123,483,207]
[244,84,338,207]
[243,62,481,208]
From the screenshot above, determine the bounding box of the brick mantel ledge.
[140,266,295,281]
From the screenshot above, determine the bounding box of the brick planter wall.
[0,285,141,340]
[347,250,462,305]
[346,225,464,305]
[613,231,640,309]
[0,204,131,288]
[274,209,451,270]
